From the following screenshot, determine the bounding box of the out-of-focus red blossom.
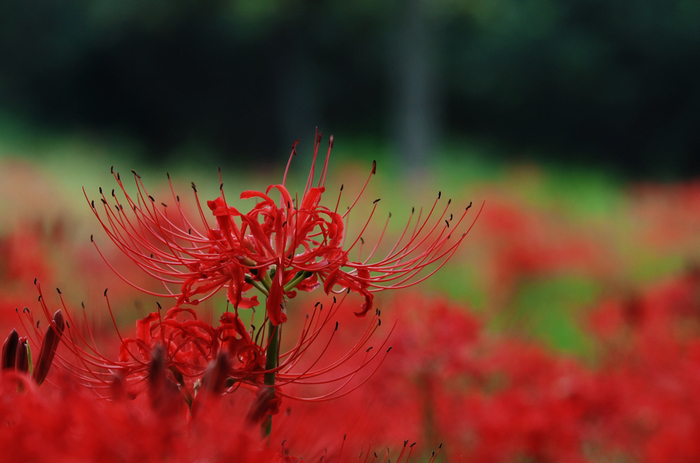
[0,372,435,463]
[358,294,601,462]
[630,181,700,251]
[86,131,478,325]
[0,221,56,284]
[0,373,279,463]
[475,198,612,307]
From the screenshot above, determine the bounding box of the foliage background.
[1,0,699,177]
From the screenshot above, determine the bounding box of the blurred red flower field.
[1,145,700,462]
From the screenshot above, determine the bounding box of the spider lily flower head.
[22,283,392,409]
[87,130,480,325]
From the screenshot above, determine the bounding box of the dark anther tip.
[103,288,108,297]
[371,160,376,174]
[373,198,381,204]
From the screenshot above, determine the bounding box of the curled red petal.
[324,268,341,294]
[136,312,160,343]
[354,290,374,318]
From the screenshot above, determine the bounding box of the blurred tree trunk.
[388,0,442,171]
[273,13,321,157]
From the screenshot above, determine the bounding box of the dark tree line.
[0,0,698,177]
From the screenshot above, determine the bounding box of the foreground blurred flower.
[0,369,444,463]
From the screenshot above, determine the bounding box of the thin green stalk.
[245,275,270,296]
[283,270,314,292]
[261,318,280,437]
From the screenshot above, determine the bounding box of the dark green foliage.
[0,0,698,177]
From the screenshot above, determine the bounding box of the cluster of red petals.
[20,282,391,406]
[87,130,478,325]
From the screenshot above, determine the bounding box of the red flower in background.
[87,130,479,326]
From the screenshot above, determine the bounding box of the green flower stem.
[261,317,280,437]
[245,276,270,296]
[283,270,314,292]
[26,343,33,378]
[263,269,273,288]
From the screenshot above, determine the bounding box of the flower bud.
[15,338,29,373]
[32,310,65,385]
[1,329,19,370]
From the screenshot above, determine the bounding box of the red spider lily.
[86,130,480,325]
[19,282,392,407]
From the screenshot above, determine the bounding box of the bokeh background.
[2,2,700,461]
[1,0,699,176]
